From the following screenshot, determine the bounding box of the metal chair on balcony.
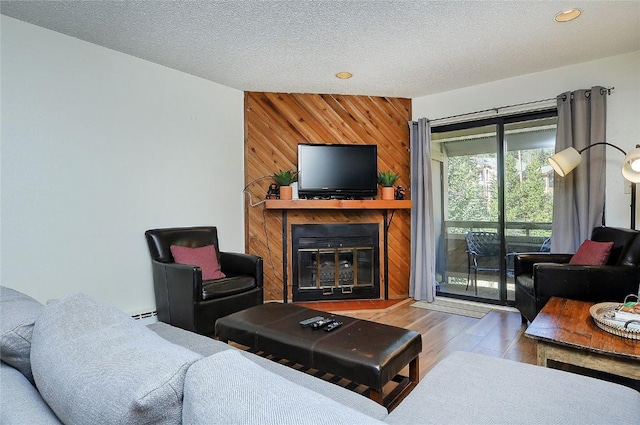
[540,237,551,252]
[507,237,551,277]
[465,231,500,295]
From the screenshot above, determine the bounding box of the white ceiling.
[1,1,639,98]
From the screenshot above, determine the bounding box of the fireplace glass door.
[291,223,379,301]
[298,247,374,295]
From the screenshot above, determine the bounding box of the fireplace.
[291,223,380,302]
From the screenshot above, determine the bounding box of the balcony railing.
[439,221,552,300]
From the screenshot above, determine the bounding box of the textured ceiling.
[1,1,639,98]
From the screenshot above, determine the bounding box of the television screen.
[297,144,378,199]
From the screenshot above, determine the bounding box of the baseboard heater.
[131,311,157,321]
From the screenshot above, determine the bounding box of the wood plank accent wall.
[244,92,412,301]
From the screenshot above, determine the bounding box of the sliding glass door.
[503,118,556,298]
[431,111,556,305]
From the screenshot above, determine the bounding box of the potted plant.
[378,170,399,200]
[273,169,298,200]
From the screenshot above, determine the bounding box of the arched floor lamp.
[549,142,640,230]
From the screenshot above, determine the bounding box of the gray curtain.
[409,118,436,301]
[551,87,607,252]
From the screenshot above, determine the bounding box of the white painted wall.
[1,17,245,314]
[413,51,640,229]
[3,15,637,313]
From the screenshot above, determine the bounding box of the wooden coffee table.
[525,297,640,380]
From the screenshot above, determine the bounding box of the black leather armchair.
[145,226,263,336]
[514,226,640,323]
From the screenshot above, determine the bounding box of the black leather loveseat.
[514,226,640,323]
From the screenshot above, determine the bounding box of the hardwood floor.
[308,298,538,381]
[260,298,637,403]
[233,298,540,409]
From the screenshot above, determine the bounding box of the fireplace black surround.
[264,198,412,302]
[291,223,380,302]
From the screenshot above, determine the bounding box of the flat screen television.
[297,143,378,199]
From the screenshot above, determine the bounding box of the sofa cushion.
[147,322,388,420]
[591,226,639,265]
[385,351,640,425]
[171,244,226,280]
[1,362,61,424]
[182,350,384,425]
[0,286,44,384]
[619,232,640,266]
[569,240,614,265]
[202,275,256,300]
[30,293,202,425]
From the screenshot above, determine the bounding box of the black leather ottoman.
[215,302,422,407]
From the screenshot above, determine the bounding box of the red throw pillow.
[170,244,226,280]
[569,240,614,265]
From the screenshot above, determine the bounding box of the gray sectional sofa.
[1,285,639,424]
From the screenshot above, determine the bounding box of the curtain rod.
[428,86,615,124]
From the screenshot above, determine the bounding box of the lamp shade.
[622,146,640,183]
[548,147,582,177]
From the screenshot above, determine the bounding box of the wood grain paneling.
[244,92,411,301]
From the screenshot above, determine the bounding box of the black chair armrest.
[163,262,203,297]
[220,252,264,288]
[535,263,640,306]
[152,260,202,331]
[514,253,573,276]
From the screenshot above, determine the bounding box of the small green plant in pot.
[377,171,400,187]
[273,170,298,199]
[273,169,298,186]
[378,170,399,200]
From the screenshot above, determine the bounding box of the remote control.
[324,321,343,332]
[311,319,333,330]
[299,316,324,327]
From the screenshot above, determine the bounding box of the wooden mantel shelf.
[265,199,412,210]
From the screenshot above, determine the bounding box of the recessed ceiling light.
[335,72,353,79]
[554,8,581,22]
